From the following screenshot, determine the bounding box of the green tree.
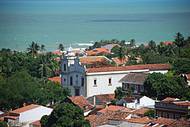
[58,44,64,51]
[27,41,40,57]
[0,121,8,127]
[130,39,135,47]
[41,102,90,127]
[114,87,127,100]
[174,32,185,56]
[148,40,157,51]
[144,109,155,118]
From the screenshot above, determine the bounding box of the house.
[87,94,115,106]
[112,56,128,66]
[101,44,120,52]
[61,52,171,97]
[86,48,110,56]
[48,76,61,84]
[79,56,112,68]
[4,104,53,127]
[118,96,155,109]
[155,97,190,119]
[119,72,148,94]
[65,96,94,116]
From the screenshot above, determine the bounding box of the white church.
[61,48,171,97]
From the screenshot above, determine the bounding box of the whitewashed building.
[61,52,171,97]
[4,104,53,127]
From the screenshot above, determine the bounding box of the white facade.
[14,106,53,127]
[124,96,155,109]
[61,55,169,97]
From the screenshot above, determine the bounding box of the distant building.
[4,104,52,127]
[119,72,148,94]
[61,50,171,97]
[65,96,94,116]
[155,97,190,119]
[117,96,155,109]
[48,76,61,84]
[86,48,110,56]
[101,44,120,52]
[112,56,128,66]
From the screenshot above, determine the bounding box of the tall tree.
[174,32,185,56]
[130,39,135,47]
[27,41,40,57]
[58,44,64,51]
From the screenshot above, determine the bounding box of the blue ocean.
[0,0,190,51]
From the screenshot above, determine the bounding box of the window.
[75,88,80,96]
[64,78,66,82]
[94,79,97,87]
[81,77,84,87]
[76,75,78,78]
[63,64,66,71]
[70,76,73,86]
[108,78,112,86]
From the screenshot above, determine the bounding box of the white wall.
[19,106,53,126]
[138,96,155,109]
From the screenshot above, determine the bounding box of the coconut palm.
[27,41,40,57]
[58,44,64,51]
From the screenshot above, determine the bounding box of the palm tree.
[40,44,46,53]
[148,40,157,51]
[174,32,185,56]
[58,44,64,51]
[27,41,40,57]
[130,39,135,47]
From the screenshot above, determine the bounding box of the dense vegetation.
[40,102,90,127]
[0,42,70,111]
[144,72,190,100]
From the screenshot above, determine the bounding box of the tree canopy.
[41,102,90,127]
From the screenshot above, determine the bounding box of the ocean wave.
[77,43,93,46]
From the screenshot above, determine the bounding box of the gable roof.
[98,105,133,114]
[86,64,171,73]
[119,72,148,84]
[69,96,94,112]
[80,56,110,65]
[112,56,128,66]
[11,104,40,114]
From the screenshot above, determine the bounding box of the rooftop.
[87,94,115,105]
[86,64,171,73]
[69,96,94,112]
[132,107,150,116]
[126,116,152,124]
[11,104,40,114]
[112,56,128,66]
[86,48,110,56]
[119,72,148,84]
[48,76,61,84]
[98,105,132,114]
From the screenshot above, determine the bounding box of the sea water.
[0,0,190,51]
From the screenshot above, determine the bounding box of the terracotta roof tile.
[31,120,41,127]
[86,64,171,73]
[86,48,110,56]
[87,94,115,105]
[174,101,190,106]
[11,104,40,114]
[80,56,110,65]
[153,117,176,126]
[127,116,152,124]
[48,76,61,84]
[98,105,132,114]
[133,107,150,116]
[161,97,179,103]
[69,96,94,112]
[112,56,128,66]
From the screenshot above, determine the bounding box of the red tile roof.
[11,104,40,114]
[112,56,128,66]
[132,107,150,116]
[163,41,173,46]
[87,94,115,105]
[80,56,110,65]
[98,105,132,114]
[153,117,176,126]
[52,50,62,56]
[31,120,41,127]
[174,101,190,106]
[86,48,110,56]
[48,76,61,84]
[161,97,179,103]
[69,96,94,112]
[127,116,152,124]
[186,74,190,80]
[86,64,171,73]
